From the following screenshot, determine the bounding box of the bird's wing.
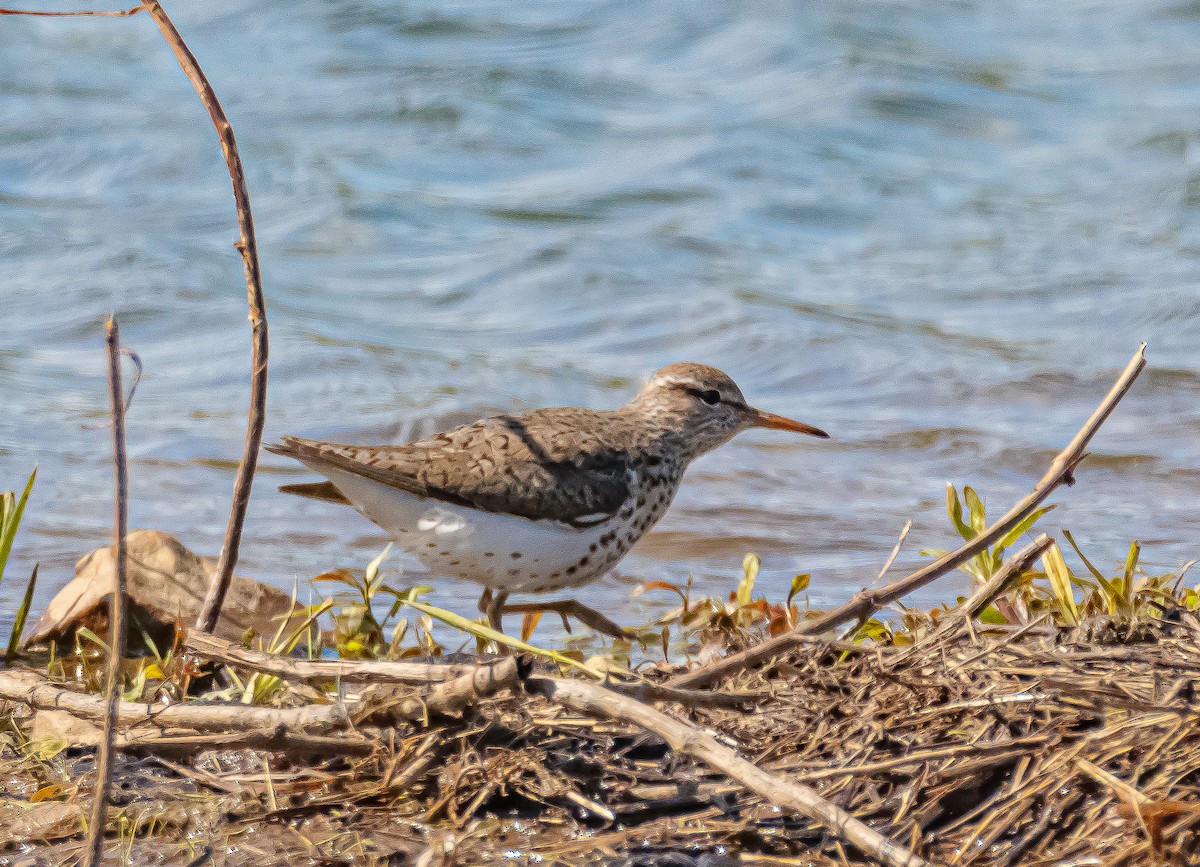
[267,410,632,527]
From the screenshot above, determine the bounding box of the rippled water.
[2,0,1200,633]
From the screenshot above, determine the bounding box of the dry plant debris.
[6,604,1200,866]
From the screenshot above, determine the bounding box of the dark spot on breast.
[549,571,561,579]
[511,552,522,559]
[484,552,494,557]
[578,556,589,567]
[637,496,646,508]
[508,567,521,577]
[589,542,599,553]
[566,565,577,575]
[426,542,437,548]
[448,560,460,566]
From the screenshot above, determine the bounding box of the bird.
[268,362,829,634]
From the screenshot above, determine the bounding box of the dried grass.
[5,600,1200,866]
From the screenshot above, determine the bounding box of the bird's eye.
[698,389,720,405]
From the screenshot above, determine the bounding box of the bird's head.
[626,362,829,459]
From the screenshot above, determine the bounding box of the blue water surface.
[2,0,1199,633]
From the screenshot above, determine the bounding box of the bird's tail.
[268,437,354,505]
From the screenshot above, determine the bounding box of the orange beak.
[751,408,830,439]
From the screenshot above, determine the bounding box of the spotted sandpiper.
[269,363,829,632]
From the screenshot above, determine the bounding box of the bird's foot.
[501,599,632,640]
[478,588,510,635]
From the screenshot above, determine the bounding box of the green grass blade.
[0,467,37,586]
[4,563,38,661]
[963,486,987,535]
[738,553,760,609]
[1041,543,1079,626]
[1121,540,1141,611]
[1061,529,1107,583]
[76,626,111,654]
[995,505,1056,551]
[1062,529,1120,614]
[946,484,975,541]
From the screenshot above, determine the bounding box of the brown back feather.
[266,409,638,526]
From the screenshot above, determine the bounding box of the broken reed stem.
[875,519,912,582]
[85,318,129,867]
[526,676,933,867]
[133,1,269,634]
[669,343,1148,690]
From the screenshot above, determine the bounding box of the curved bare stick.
[526,676,932,867]
[1,1,268,634]
[85,319,130,867]
[0,6,144,16]
[134,2,268,633]
[669,344,1147,689]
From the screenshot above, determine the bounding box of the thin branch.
[2,0,270,634]
[128,1,269,633]
[875,519,912,582]
[0,5,145,16]
[525,675,932,867]
[0,657,521,735]
[116,727,376,757]
[0,667,353,732]
[184,630,495,684]
[85,317,129,867]
[185,631,761,709]
[668,344,1148,689]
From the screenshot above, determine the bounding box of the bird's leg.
[501,599,632,640]
[483,589,509,633]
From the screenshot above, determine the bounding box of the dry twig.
[186,631,763,709]
[130,1,271,634]
[85,318,130,867]
[0,5,144,15]
[0,653,520,738]
[669,344,1147,689]
[184,630,487,685]
[0,0,271,636]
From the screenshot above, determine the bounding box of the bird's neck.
[614,402,709,465]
